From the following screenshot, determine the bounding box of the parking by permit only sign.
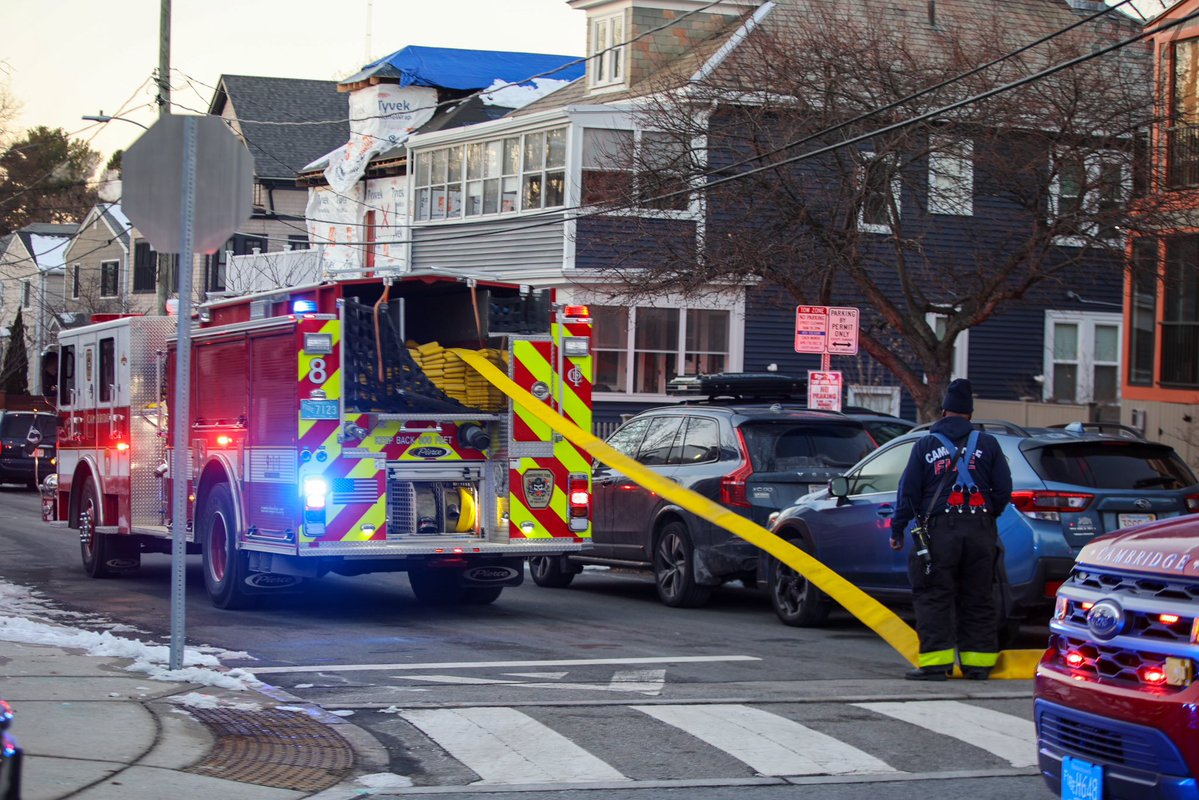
[794,305,859,355]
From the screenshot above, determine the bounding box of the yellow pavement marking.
[454,348,1041,679]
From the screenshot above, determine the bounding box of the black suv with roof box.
[529,374,877,607]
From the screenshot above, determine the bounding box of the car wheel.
[767,538,831,627]
[409,567,465,605]
[200,483,254,610]
[529,556,576,588]
[653,521,712,608]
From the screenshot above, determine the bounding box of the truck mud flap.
[459,558,525,588]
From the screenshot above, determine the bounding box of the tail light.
[1010,490,1092,520]
[568,472,590,532]
[1186,492,1199,513]
[721,429,754,509]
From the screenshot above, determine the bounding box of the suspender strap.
[932,431,979,486]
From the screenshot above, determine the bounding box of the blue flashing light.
[292,299,319,314]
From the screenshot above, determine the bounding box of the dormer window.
[591,12,626,88]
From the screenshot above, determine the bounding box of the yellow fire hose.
[455,349,1043,679]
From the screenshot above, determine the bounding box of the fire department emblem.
[523,469,554,509]
[567,366,584,388]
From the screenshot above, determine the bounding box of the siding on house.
[573,215,697,271]
[411,215,567,279]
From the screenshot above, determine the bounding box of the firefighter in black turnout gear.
[891,379,1013,681]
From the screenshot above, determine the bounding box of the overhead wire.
[209,0,1151,252]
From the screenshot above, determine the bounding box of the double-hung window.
[1162,235,1199,386]
[133,241,157,294]
[927,136,973,216]
[857,152,900,233]
[590,301,740,396]
[100,261,119,298]
[590,13,626,88]
[1049,150,1128,245]
[1043,310,1122,403]
[925,312,970,380]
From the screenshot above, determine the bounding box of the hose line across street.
[454,348,1044,679]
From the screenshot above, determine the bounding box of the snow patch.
[480,77,572,109]
[356,773,415,789]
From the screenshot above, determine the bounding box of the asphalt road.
[0,485,1057,799]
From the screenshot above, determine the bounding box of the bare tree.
[583,0,1164,420]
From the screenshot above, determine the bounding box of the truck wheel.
[462,586,503,605]
[200,484,254,610]
[409,567,465,605]
[653,521,712,608]
[767,539,830,627]
[529,556,576,588]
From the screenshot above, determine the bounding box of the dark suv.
[0,410,57,489]
[530,376,877,607]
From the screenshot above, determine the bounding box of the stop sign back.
[122,115,254,254]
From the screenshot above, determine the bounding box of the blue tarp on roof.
[341,45,584,90]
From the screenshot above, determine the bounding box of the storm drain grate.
[185,707,354,792]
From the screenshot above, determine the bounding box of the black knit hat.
[942,378,974,414]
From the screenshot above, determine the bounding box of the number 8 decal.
[308,358,327,385]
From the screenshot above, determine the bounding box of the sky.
[0,0,1172,165]
[0,0,586,162]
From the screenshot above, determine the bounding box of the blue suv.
[763,421,1199,630]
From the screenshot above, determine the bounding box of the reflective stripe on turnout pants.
[909,512,999,669]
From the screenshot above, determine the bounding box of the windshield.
[0,413,56,441]
[742,422,875,472]
[1028,442,1197,490]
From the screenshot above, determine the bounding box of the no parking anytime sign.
[808,371,843,411]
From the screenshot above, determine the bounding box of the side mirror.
[828,476,850,498]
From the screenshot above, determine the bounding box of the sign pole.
[821,353,831,372]
[169,117,197,671]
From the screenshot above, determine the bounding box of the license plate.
[1118,512,1155,529]
[1061,756,1102,800]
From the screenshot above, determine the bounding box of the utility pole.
[156,0,173,316]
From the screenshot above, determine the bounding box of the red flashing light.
[1081,601,1094,611]
[563,305,591,318]
[568,473,589,519]
[1011,490,1093,514]
[1162,614,1181,625]
[115,442,130,452]
[1141,666,1168,685]
[216,435,233,447]
[452,547,464,554]
[1065,651,1085,667]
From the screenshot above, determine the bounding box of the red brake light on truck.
[1161,614,1181,625]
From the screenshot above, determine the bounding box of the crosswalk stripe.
[631,704,897,777]
[400,707,630,785]
[854,700,1036,768]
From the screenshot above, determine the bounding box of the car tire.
[529,556,577,588]
[200,483,255,610]
[653,521,712,608]
[409,567,466,605]
[768,538,831,627]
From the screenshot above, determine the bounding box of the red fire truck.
[46,274,593,608]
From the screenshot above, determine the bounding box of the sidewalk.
[0,638,392,800]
